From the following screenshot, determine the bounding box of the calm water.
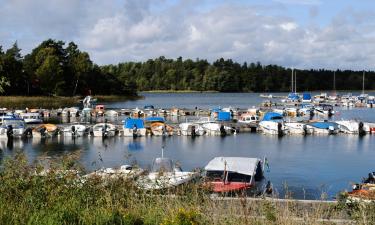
[2,92,375,200]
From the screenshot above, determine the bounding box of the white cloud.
[280,22,298,31]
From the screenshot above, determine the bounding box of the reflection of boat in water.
[137,154,199,190]
[203,157,265,194]
[92,123,117,137]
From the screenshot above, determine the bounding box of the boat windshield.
[3,120,24,127]
[206,171,252,183]
[151,158,174,173]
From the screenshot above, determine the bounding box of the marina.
[0,92,374,200]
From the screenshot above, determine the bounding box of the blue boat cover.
[303,93,311,100]
[144,105,154,109]
[309,122,338,129]
[217,111,231,121]
[288,93,300,100]
[144,117,165,122]
[262,112,283,121]
[124,118,144,129]
[211,107,222,113]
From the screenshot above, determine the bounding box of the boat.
[307,121,339,134]
[85,165,144,180]
[0,118,26,138]
[32,124,59,138]
[19,112,43,124]
[203,157,265,193]
[61,107,79,117]
[195,117,233,136]
[346,172,375,203]
[179,122,205,136]
[313,93,328,103]
[238,113,259,125]
[302,93,312,103]
[222,106,238,116]
[95,105,105,117]
[62,124,88,137]
[123,118,147,137]
[336,120,366,134]
[104,110,118,117]
[314,104,335,116]
[145,117,173,136]
[284,121,313,135]
[137,155,199,190]
[258,112,287,135]
[92,123,117,137]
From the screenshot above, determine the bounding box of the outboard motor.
[191,125,196,137]
[277,122,283,136]
[328,125,334,135]
[132,125,138,138]
[220,125,226,136]
[328,108,333,117]
[6,125,13,139]
[40,127,47,137]
[71,125,76,136]
[23,127,33,137]
[303,124,308,136]
[358,121,366,136]
[309,110,314,120]
[103,121,108,138]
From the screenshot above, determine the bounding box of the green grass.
[0,95,142,109]
[0,152,373,225]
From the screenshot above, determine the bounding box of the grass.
[0,152,373,225]
[0,95,142,109]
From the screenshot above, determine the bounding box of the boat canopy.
[144,105,154,109]
[124,118,144,129]
[309,121,338,129]
[145,117,165,122]
[205,157,260,176]
[288,93,300,100]
[217,111,231,121]
[303,93,311,100]
[262,112,283,121]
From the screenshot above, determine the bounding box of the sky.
[1,0,375,70]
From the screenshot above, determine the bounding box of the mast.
[333,71,336,95]
[291,68,294,93]
[362,71,365,95]
[294,70,297,93]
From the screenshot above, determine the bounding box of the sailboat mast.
[294,70,297,93]
[291,68,294,93]
[362,71,365,95]
[333,71,336,92]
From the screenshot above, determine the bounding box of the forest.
[1,39,374,96]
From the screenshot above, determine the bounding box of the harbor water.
[1,92,375,200]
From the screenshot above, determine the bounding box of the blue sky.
[1,0,375,69]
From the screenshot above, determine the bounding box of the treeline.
[0,39,136,96]
[1,39,374,96]
[103,56,375,92]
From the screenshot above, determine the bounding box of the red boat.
[204,157,265,193]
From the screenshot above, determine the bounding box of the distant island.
[1,39,374,97]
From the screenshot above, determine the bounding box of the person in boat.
[364,172,375,184]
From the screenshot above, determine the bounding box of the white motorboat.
[92,123,117,137]
[19,112,43,124]
[137,157,199,190]
[179,122,205,136]
[258,112,287,135]
[63,124,88,137]
[62,107,79,117]
[284,122,313,135]
[104,110,118,117]
[314,104,335,116]
[336,120,367,134]
[0,118,26,138]
[306,121,340,135]
[196,117,233,136]
[123,118,147,137]
[85,165,144,180]
[238,113,259,125]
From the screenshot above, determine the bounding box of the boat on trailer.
[204,157,265,194]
